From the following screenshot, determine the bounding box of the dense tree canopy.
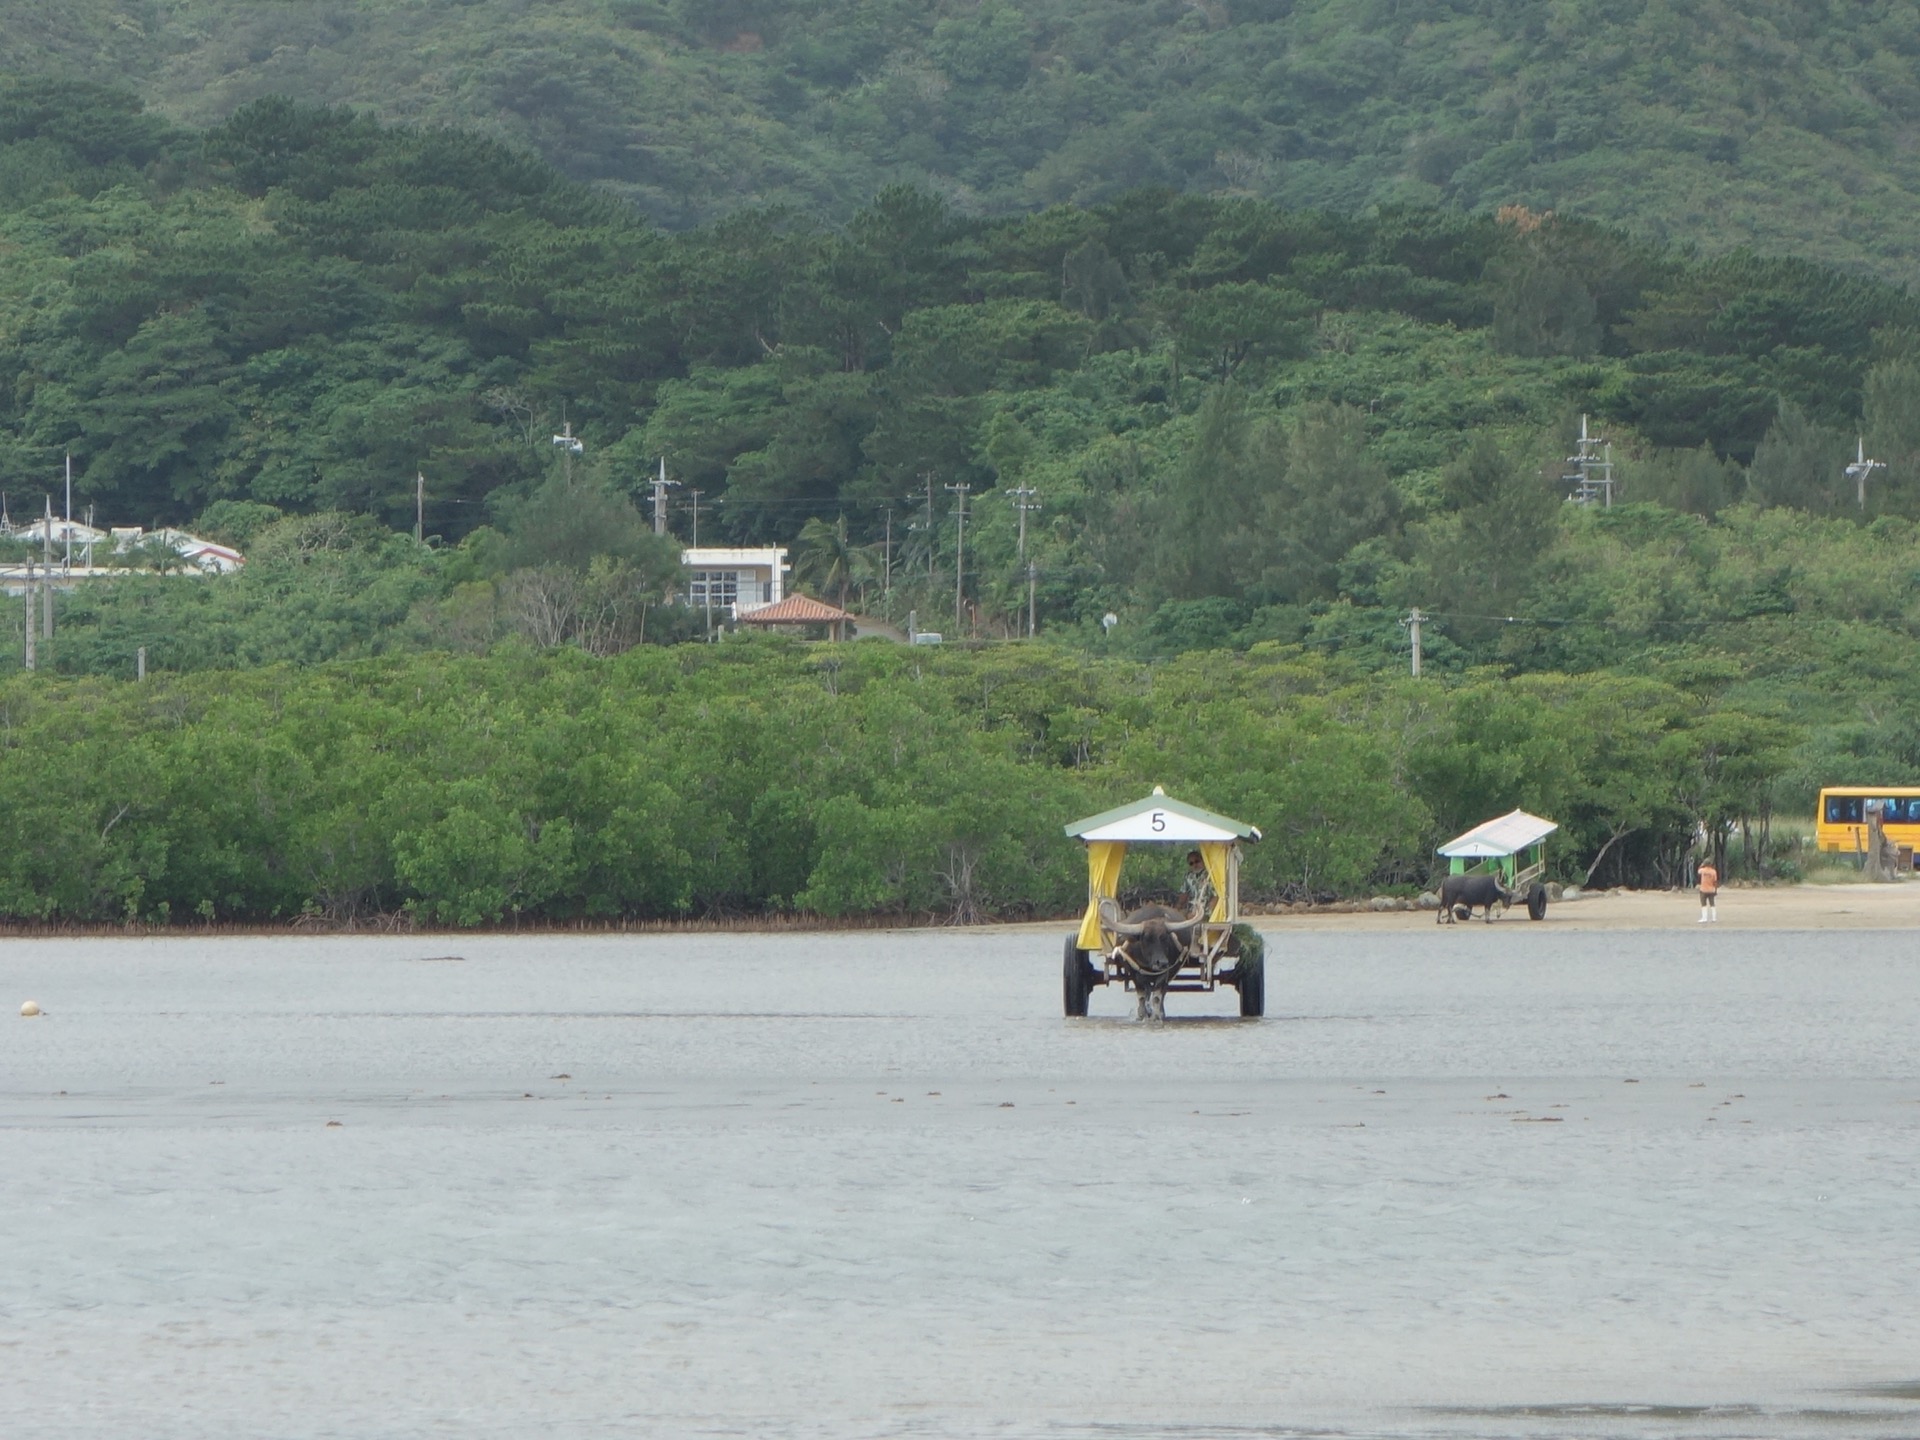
[0,641,1829,925]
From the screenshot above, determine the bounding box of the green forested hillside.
[4,0,1920,279]
[6,87,1920,591]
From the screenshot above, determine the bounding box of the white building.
[109,526,245,574]
[679,546,788,617]
[0,519,244,589]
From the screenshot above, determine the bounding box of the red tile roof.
[736,595,854,624]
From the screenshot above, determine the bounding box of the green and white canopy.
[1437,809,1558,860]
[1065,787,1262,845]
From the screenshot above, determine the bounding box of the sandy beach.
[1240,880,1920,932]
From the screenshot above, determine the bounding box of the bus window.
[1826,795,1864,824]
[1884,797,1920,824]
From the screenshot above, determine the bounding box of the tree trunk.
[1584,826,1638,886]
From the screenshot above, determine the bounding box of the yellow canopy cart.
[1062,787,1264,1019]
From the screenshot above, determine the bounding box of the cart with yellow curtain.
[1062,787,1265,1018]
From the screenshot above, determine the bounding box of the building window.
[688,571,740,608]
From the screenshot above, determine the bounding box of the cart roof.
[1064,787,1261,844]
[1437,808,1559,859]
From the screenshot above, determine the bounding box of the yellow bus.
[1815,786,1920,861]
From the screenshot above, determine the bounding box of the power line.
[704,496,901,512]
[1420,608,1763,634]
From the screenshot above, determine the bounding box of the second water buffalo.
[1437,872,1512,923]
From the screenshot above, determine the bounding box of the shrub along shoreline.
[0,636,1802,928]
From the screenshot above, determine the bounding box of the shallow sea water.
[2,924,1917,1439]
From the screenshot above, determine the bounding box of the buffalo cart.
[1061,787,1265,1019]
[1437,809,1558,921]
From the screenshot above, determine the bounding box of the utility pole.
[63,452,72,571]
[41,495,52,639]
[946,480,970,636]
[1845,437,1885,511]
[1010,483,1038,560]
[1402,606,1426,677]
[1012,484,1040,638]
[1563,415,1614,507]
[922,473,936,582]
[688,490,702,547]
[883,510,892,600]
[23,561,34,671]
[650,456,680,537]
[136,645,146,681]
[415,472,425,545]
[551,420,583,485]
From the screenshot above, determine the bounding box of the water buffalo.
[1109,902,1202,1020]
[1436,872,1512,924]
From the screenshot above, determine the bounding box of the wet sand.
[5,923,1918,1438]
[1249,881,1920,932]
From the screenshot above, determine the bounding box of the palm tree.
[794,515,859,609]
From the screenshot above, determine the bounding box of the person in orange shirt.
[1696,859,1719,923]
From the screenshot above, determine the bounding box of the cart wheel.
[1063,935,1093,1017]
[1235,953,1264,1018]
[1526,883,1548,921]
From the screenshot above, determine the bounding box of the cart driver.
[1184,850,1215,918]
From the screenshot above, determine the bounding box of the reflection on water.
[1422,1401,1920,1437]
[1839,1382,1920,1399]
[2,926,1918,1439]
